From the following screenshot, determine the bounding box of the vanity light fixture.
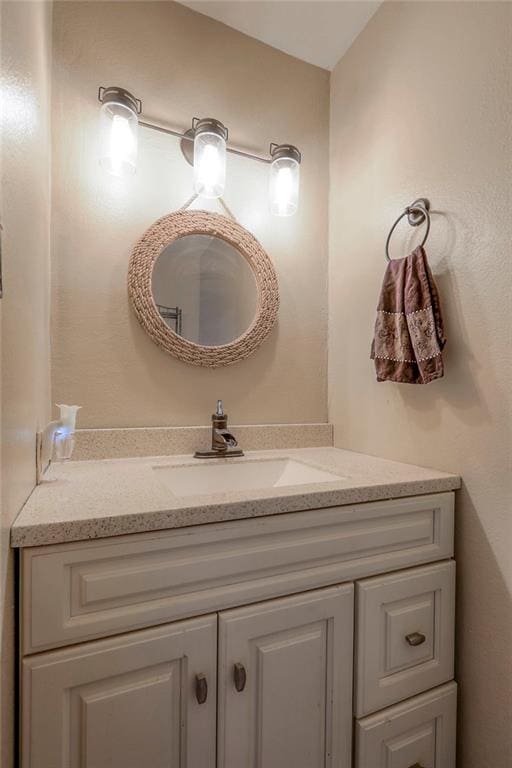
[192,118,228,199]
[98,86,142,177]
[97,86,301,214]
[269,143,301,217]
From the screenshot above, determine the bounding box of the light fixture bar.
[97,86,300,215]
[139,119,271,165]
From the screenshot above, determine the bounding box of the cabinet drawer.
[355,561,455,716]
[355,682,457,768]
[21,492,454,653]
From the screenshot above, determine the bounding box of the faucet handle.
[216,399,224,417]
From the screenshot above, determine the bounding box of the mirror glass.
[151,234,258,347]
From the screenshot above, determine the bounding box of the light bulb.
[197,143,223,193]
[98,87,140,178]
[269,144,301,217]
[193,119,228,199]
[108,114,136,176]
[274,167,295,216]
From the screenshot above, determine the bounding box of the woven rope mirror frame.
[128,210,279,367]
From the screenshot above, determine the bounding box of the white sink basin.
[153,457,343,498]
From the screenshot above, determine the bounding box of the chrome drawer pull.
[195,673,208,704]
[234,662,247,692]
[405,632,426,647]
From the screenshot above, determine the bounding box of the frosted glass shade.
[269,155,300,217]
[194,130,226,199]
[99,99,138,177]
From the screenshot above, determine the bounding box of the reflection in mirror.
[152,234,258,347]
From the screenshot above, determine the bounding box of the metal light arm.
[139,119,272,165]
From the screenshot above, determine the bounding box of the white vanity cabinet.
[22,587,354,768]
[19,491,457,768]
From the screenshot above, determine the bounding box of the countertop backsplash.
[70,423,334,462]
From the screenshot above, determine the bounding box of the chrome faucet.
[194,400,244,459]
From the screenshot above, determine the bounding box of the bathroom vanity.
[12,446,460,768]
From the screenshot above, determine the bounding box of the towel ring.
[385,198,431,261]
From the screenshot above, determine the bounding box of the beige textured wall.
[329,3,511,766]
[50,1,330,428]
[0,1,52,765]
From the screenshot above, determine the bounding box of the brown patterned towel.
[371,246,446,384]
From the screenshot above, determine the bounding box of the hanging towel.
[371,246,446,384]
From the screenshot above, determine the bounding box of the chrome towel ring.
[385,198,431,261]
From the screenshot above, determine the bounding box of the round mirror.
[152,234,258,347]
[128,210,279,367]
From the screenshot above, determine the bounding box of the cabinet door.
[22,615,217,768]
[218,585,353,768]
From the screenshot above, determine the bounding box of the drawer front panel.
[356,682,457,768]
[355,561,455,716]
[22,492,454,653]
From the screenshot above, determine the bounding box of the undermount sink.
[153,457,344,498]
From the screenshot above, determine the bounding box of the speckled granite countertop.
[11,448,460,548]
